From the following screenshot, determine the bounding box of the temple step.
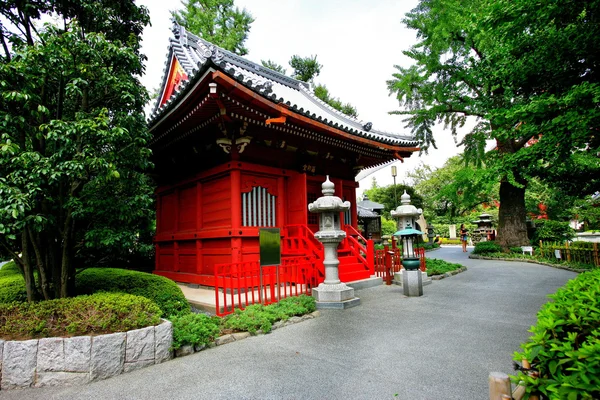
[339,262,371,282]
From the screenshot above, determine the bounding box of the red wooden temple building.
[149,23,419,287]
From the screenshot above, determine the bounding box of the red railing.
[375,246,425,283]
[214,257,319,317]
[283,224,324,260]
[343,225,375,275]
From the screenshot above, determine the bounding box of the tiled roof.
[149,22,418,148]
[357,205,380,218]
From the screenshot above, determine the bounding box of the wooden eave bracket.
[265,116,287,125]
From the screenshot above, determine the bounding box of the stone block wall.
[0,320,172,389]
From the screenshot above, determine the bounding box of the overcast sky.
[137,0,468,193]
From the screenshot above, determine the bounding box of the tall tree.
[172,0,254,55]
[388,0,599,248]
[0,1,152,300]
[364,184,424,220]
[289,54,322,83]
[314,84,358,118]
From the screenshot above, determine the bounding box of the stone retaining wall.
[0,320,172,389]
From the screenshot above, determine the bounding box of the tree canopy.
[260,59,286,75]
[389,0,600,247]
[0,1,153,300]
[172,0,254,55]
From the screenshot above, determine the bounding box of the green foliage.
[381,217,397,236]
[425,259,463,276]
[313,84,358,118]
[439,238,461,245]
[509,247,524,254]
[531,220,575,244]
[0,2,153,300]
[75,268,190,318]
[170,313,221,350]
[0,261,21,278]
[0,292,161,340]
[408,157,499,223]
[222,295,315,335]
[472,241,503,255]
[261,59,286,75]
[172,0,254,55]
[289,54,322,83]
[512,270,600,399]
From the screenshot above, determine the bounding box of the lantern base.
[312,283,360,309]
[393,270,431,286]
[402,270,423,297]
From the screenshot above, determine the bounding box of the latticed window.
[307,192,319,225]
[242,186,277,227]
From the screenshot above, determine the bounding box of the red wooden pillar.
[173,188,180,272]
[196,181,203,274]
[230,168,242,263]
[277,176,285,227]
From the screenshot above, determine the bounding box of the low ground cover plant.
[512,269,600,399]
[171,313,221,350]
[76,268,190,318]
[222,295,316,335]
[0,293,161,340]
[425,258,463,276]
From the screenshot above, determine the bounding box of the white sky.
[137,0,468,195]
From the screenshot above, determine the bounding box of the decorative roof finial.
[322,175,335,196]
[401,190,410,205]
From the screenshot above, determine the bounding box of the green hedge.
[512,269,600,399]
[0,292,161,340]
[0,261,21,278]
[76,268,190,318]
[472,241,503,255]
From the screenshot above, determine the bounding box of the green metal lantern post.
[393,225,424,296]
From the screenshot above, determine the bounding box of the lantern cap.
[393,228,424,236]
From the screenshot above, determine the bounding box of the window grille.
[242,186,277,227]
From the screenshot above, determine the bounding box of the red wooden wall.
[154,161,357,286]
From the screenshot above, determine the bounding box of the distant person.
[433,235,441,246]
[460,224,468,252]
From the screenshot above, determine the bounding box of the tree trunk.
[21,231,39,302]
[496,179,529,248]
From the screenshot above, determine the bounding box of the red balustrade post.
[367,240,375,275]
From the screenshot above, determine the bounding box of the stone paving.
[0,247,578,400]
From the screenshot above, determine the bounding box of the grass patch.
[0,292,161,340]
[473,252,595,271]
[425,258,464,276]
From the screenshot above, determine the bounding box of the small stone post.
[309,176,360,309]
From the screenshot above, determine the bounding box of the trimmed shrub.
[440,238,461,245]
[0,274,27,304]
[0,261,21,278]
[0,262,27,304]
[510,246,524,254]
[171,313,221,350]
[472,241,503,255]
[512,270,600,399]
[76,268,190,318]
[425,259,463,275]
[0,292,161,340]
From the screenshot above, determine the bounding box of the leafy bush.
[510,246,524,254]
[512,270,600,399]
[440,238,461,245]
[472,241,503,255]
[171,313,221,350]
[425,259,463,275]
[422,242,441,250]
[0,292,161,340]
[531,219,575,244]
[222,295,316,334]
[76,268,190,318]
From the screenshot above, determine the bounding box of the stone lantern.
[391,191,422,230]
[394,226,424,296]
[391,191,431,289]
[308,176,360,309]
